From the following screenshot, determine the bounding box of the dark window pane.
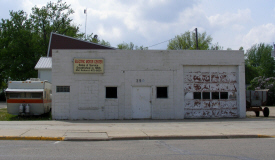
[31,93,42,98]
[9,93,20,98]
[157,87,168,98]
[193,92,201,99]
[203,92,210,99]
[106,87,117,98]
[220,92,228,99]
[212,92,219,99]
[56,86,70,92]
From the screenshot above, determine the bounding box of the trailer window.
[31,93,42,98]
[9,93,20,98]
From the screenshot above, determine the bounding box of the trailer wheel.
[263,107,270,117]
[255,111,260,117]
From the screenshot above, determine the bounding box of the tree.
[245,43,274,81]
[0,10,39,82]
[210,42,223,50]
[99,40,111,47]
[0,0,108,90]
[81,33,111,47]
[117,42,148,50]
[30,0,79,55]
[167,31,212,50]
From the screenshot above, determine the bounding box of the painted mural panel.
[183,66,238,118]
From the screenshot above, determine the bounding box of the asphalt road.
[0,139,274,160]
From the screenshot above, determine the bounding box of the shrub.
[248,76,275,105]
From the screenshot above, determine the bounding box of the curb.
[110,135,275,141]
[64,135,275,141]
[0,136,64,141]
[0,135,274,141]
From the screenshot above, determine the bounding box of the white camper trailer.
[5,79,51,116]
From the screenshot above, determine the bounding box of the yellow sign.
[73,58,104,73]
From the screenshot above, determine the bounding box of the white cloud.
[208,9,252,27]
[241,23,275,49]
[2,0,275,50]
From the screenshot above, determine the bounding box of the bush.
[248,76,275,105]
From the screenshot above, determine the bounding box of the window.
[191,92,229,100]
[193,92,201,99]
[220,92,228,99]
[212,92,219,99]
[106,87,117,98]
[56,86,70,92]
[157,87,168,98]
[9,93,20,98]
[31,93,42,99]
[202,92,210,99]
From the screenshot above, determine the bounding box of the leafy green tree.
[245,64,259,84]
[0,0,107,90]
[167,31,212,50]
[117,42,148,50]
[99,40,111,47]
[0,10,39,82]
[245,43,274,80]
[210,42,223,50]
[30,0,79,55]
[80,33,111,47]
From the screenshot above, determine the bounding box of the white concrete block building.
[51,49,245,120]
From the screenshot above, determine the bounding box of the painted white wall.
[51,50,245,120]
[38,69,52,83]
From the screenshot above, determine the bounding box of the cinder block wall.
[52,50,245,120]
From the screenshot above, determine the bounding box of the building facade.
[51,49,245,120]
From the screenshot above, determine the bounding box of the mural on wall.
[183,66,238,118]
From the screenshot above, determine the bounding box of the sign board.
[73,58,104,74]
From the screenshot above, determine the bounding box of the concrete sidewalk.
[0,102,274,141]
[0,117,274,141]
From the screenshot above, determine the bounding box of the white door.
[132,87,151,119]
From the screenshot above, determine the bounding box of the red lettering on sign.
[86,60,93,63]
[75,60,85,63]
[94,60,103,64]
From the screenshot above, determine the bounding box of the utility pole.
[195,28,198,50]
[84,8,87,39]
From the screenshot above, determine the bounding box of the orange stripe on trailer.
[7,99,44,103]
[43,100,52,103]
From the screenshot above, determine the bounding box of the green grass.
[0,108,52,121]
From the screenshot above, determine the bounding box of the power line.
[146,37,175,48]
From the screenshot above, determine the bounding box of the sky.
[1,0,275,51]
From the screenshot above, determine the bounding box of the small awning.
[5,89,44,92]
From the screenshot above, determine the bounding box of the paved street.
[0,139,275,160]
